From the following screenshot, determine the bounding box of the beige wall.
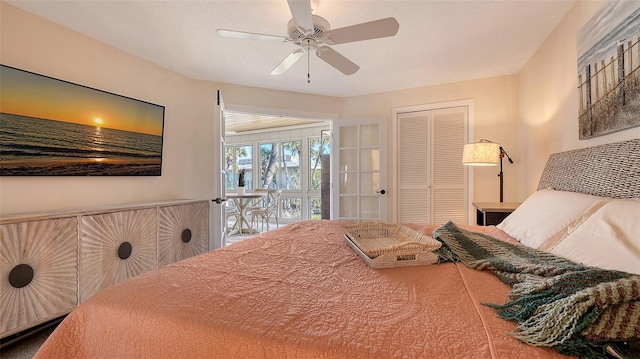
[342,75,520,216]
[3,1,637,219]
[0,2,214,216]
[517,0,640,199]
[0,3,341,216]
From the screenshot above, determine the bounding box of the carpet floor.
[1,325,56,359]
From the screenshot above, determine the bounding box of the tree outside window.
[226,126,330,221]
[309,136,330,190]
[258,141,301,190]
[280,197,302,220]
[225,145,252,190]
[280,140,301,190]
[259,143,278,189]
[309,198,321,220]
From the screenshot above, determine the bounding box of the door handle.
[376,190,386,195]
[212,197,227,204]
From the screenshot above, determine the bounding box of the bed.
[34,139,640,359]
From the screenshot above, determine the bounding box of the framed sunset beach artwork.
[0,65,165,176]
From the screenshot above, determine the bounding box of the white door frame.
[220,104,339,223]
[211,90,226,249]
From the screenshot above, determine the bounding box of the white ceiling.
[7,0,576,99]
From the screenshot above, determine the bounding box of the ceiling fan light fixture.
[287,16,329,41]
[219,0,398,78]
[310,0,320,12]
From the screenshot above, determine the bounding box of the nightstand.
[473,202,521,226]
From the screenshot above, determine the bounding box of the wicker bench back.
[537,138,640,199]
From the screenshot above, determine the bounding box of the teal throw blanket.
[433,221,640,359]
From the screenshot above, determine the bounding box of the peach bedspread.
[35,221,572,358]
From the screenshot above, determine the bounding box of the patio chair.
[250,189,282,232]
[225,200,240,232]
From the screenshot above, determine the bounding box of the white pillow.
[550,199,640,275]
[496,189,610,249]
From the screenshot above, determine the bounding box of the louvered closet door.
[397,106,467,225]
[431,108,467,225]
[397,112,431,223]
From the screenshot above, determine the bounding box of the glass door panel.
[360,124,379,147]
[360,173,380,195]
[360,196,380,219]
[332,119,387,221]
[359,149,380,171]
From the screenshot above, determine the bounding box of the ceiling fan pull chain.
[307,39,311,83]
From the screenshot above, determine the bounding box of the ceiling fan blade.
[287,0,314,31]
[271,48,306,75]
[216,29,288,42]
[316,46,359,75]
[327,17,399,45]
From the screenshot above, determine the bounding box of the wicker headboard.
[537,138,640,199]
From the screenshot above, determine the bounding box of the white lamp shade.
[462,142,500,166]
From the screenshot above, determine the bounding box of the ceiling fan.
[216,0,399,78]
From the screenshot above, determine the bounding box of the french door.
[331,118,387,221]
